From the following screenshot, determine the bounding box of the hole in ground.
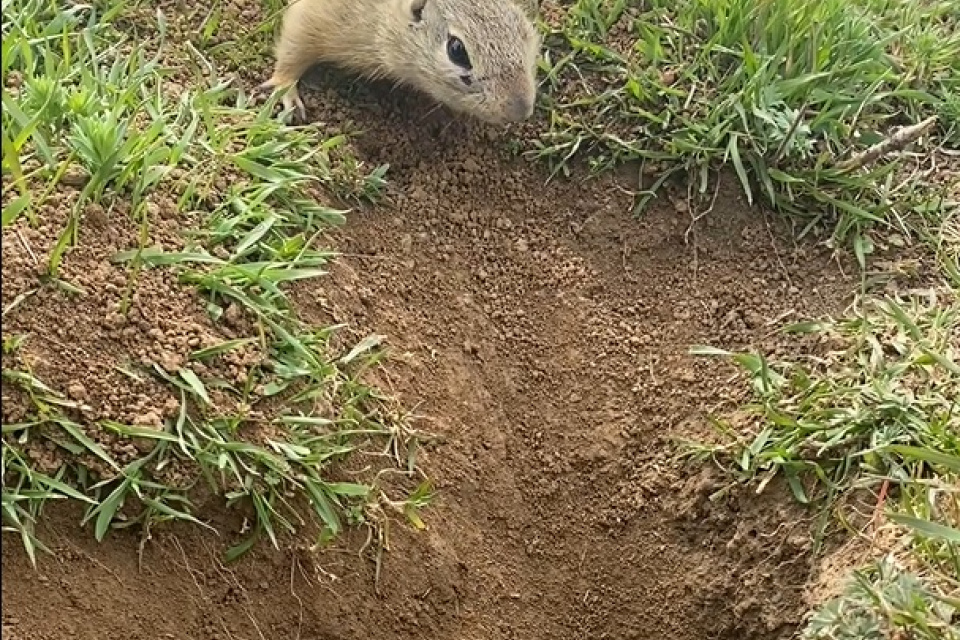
[2,35,857,640]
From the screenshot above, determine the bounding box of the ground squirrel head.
[385,0,540,124]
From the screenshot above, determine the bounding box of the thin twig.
[837,116,938,172]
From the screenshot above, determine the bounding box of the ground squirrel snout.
[261,0,541,125]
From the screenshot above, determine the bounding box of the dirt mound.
[3,16,859,640]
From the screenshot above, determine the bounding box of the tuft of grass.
[689,288,959,637]
[534,0,959,245]
[803,557,960,640]
[690,293,959,507]
[1,0,423,565]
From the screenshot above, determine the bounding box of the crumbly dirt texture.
[1,7,868,640]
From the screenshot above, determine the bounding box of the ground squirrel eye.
[446,36,471,70]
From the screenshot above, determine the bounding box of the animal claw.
[281,87,307,123]
[254,80,307,124]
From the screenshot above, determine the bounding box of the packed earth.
[2,1,958,640]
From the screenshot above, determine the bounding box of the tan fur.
[262,0,541,124]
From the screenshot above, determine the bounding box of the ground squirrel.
[260,0,541,124]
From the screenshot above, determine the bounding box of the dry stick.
[869,478,891,536]
[772,100,810,165]
[837,116,938,173]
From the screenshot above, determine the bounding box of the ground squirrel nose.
[506,94,534,122]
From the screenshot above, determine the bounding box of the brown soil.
[2,7,863,640]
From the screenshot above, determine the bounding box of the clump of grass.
[176,0,288,70]
[690,292,958,505]
[935,210,960,287]
[689,289,959,637]
[1,0,424,565]
[804,557,959,640]
[687,289,960,517]
[534,0,959,244]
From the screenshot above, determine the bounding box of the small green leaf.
[178,368,211,404]
[2,194,30,227]
[142,497,214,531]
[233,214,277,257]
[324,482,371,497]
[782,321,826,334]
[52,418,120,472]
[889,514,960,543]
[726,134,753,205]
[784,472,809,504]
[303,479,341,535]
[885,446,960,472]
[93,479,132,541]
[852,233,874,271]
[225,531,260,563]
[32,470,97,504]
[190,338,256,361]
[101,422,179,443]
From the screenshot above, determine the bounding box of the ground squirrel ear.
[410,0,426,23]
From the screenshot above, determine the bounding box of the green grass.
[804,557,960,640]
[689,290,960,637]
[690,293,959,505]
[536,0,960,633]
[1,0,422,566]
[2,0,958,634]
[534,0,959,245]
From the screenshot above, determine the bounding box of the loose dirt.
[3,10,862,640]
